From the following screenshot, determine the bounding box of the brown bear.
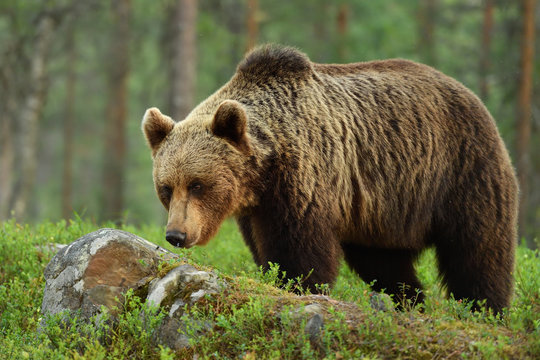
[142,45,518,313]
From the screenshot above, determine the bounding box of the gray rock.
[155,317,191,351]
[147,264,225,317]
[369,292,393,312]
[285,302,325,343]
[41,228,177,321]
[40,228,227,351]
[303,303,324,317]
[154,317,214,352]
[305,313,324,342]
[147,264,225,350]
[290,302,324,320]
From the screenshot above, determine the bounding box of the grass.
[0,217,539,359]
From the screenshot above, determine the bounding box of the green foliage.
[509,246,540,353]
[35,290,168,359]
[1,217,539,358]
[254,262,311,294]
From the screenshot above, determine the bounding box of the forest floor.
[0,218,539,359]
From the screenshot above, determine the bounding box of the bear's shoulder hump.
[236,44,313,81]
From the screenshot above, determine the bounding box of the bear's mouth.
[169,239,197,249]
[177,241,196,249]
[175,241,195,248]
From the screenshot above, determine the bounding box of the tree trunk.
[336,3,349,61]
[11,15,56,220]
[0,97,15,220]
[246,0,258,52]
[0,38,17,219]
[417,0,437,66]
[168,0,197,121]
[516,0,536,241]
[101,0,131,223]
[62,23,76,221]
[479,0,494,101]
[221,0,244,77]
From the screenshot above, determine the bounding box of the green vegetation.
[1,217,539,359]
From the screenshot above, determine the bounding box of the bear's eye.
[158,185,173,204]
[188,182,203,195]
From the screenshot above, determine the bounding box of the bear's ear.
[142,107,175,155]
[211,100,251,153]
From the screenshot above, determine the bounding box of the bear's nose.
[166,230,187,247]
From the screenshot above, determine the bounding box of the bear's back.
[229,46,515,247]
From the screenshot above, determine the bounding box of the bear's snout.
[165,230,187,248]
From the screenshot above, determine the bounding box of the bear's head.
[142,100,253,248]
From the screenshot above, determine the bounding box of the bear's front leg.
[236,216,264,266]
[248,214,341,293]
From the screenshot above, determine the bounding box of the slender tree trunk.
[336,3,349,61]
[0,101,15,219]
[246,0,258,52]
[311,3,329,62]
[101,0,130,223]
[168,0,197,121]
[516,0,536,240]
[12,15,56,220]
[62,23,76,221]
[418,0,437,66]
[0,117,13,219]
[479,0,494,101]
[221,0,244,79]
[0,39,16,219]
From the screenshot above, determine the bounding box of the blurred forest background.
[0,0,538,246]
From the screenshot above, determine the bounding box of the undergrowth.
[0,217,538,359]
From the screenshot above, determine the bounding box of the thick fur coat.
[142,45,518,313]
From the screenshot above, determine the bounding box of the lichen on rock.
[41,228,178,322]
[40,228,227,351]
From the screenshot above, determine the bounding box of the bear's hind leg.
[435,168,517,314]
[435,226,515,314]
[342,243,424,306]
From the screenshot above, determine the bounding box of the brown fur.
[142,45,518,313]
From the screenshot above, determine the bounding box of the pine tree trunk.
[479,0,494,101]
[337,3,349,61]
[0,102,15,219]
[223,0,244,71]
[101,0,131,223]
[516,0,536,240]
[418,0,437,66]
[62,23,76,221]
[246,0,258,52]
[12,15,56,220]
[0,37,16,219]
[168,0,197,121]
